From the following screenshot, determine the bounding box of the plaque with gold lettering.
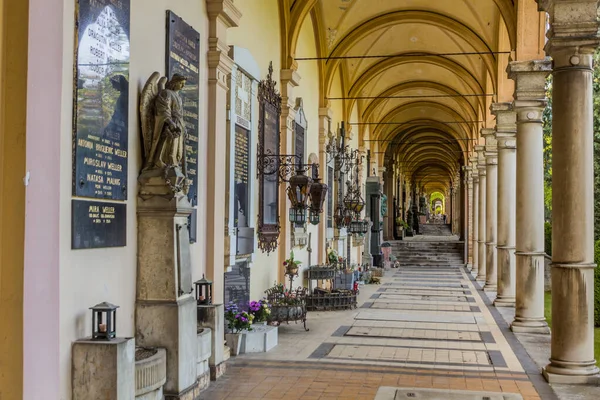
[73,0,130,201]
[72,199,127,249]
[166,11,200,206]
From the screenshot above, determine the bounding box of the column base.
[466,263,472,271]
[493,296,515,307]
[210,361,227,381]
[510,318,550,334]
[164,379,203,400]
[483,284,497,292]
[543,360,600,384]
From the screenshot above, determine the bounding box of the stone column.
[465,166,474,269]
[539,0,600,382]
[471,159,479,276]
[482,129,498,291]
[508,59,551,334]
[491,103,517,307]
[205,0,241,303]
[476,145,487,282]
[318,107,332,263]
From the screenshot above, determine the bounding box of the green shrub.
[594,241,600,327]
[545,221,552,256]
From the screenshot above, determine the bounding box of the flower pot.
[285,266,299,276]
[226,333,243,356]
[253,321,267,326]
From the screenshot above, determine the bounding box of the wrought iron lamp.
[287,164,312,225]
[349,218,370,235]
[308,169,328,225]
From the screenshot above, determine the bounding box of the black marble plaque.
[234,126,250,227]
[73,0,131,200]
[72,199,127,249]
[166,11,200,206]
[261,103,280,225]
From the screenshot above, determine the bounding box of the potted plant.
[248,299,271,325]
[283,250,301,276]
[327,248,339,266]
[224,302,254,356]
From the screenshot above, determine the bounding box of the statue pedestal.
[136,183,198,399]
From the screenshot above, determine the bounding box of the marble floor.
[200,260,557,400]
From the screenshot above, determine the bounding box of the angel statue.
[139,72,189,193]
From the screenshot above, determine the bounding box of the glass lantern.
[90,302,119,341]
[308,176,328,226]
[194,275,213,305]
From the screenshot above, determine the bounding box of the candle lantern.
[194,275,213,305]
[90,302,119,341]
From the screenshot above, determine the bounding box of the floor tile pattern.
[200,241,551,399]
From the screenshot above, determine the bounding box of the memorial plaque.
[234,126,250,227]
[72,199,127,249]
[73,0,131,200]
[327,166,334,228]
[261,102,280,224]
[166,11,200,206]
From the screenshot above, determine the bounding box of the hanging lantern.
[308,175,328,226]
[287,166,312,209]
[289,206,307,224]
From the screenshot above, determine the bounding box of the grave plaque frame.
[72,0,131,201]
[72,199,127,249]
[166,10,201,207]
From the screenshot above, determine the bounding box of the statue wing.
[140,72,161,161]
[158,76,167,93]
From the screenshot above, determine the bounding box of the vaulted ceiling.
[290,0,518,193]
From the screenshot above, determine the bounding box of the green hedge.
[595,241,600,327]
[545,221,552,256]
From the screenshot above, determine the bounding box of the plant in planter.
[224,302,254,356]
[283,250,301,276]
[327,248,339,266]
[249,299,271,324]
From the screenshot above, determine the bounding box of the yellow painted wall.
[58,1,209,397]
[290,12,322,284]
[227,0,284,300]
[0,0,28,398]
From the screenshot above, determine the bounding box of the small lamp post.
[90,302,119,340]
[194,275,213,305]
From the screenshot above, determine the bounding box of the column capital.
[507,59,551,101]
[475,145,487,173]
[206,0,242,26]
[491,103,517,149]
[280,68,301,87]
[491,103,517,134]
[319,107,333,119]
[538,0,600,69]
[481,129,498,160]
[508,60,551,123]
